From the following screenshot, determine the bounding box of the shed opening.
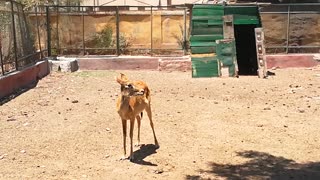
[234,24,258,75]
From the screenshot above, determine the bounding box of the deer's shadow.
[132,144,159,166]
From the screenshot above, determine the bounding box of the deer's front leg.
[129,118,135,162]
[135,115,141,147]
[120,119,127,160]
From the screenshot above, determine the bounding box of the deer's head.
[116,73,146,97]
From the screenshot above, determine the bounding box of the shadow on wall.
[0,80,39,105]
[186,151,320,180]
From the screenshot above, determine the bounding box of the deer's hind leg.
[145,105,159,148]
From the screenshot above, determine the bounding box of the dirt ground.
[1,68,320,180]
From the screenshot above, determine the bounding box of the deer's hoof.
[119,156,128,161]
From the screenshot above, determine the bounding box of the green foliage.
[171,24,190,51]
[92,25,113,48]
[86,25,131,55]
[116,33,132,54]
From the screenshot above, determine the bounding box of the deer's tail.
[141,112,143,118]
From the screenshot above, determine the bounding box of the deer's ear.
[116,73,129,84]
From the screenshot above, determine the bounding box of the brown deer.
[116,73,159,161]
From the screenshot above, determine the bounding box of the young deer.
[116,73,159,161]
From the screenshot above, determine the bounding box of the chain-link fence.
[0,0,43,76]
[22,3,320,60]
[37,5,189,57]
[260,3,320,54]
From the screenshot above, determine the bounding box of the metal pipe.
[260,11,320,14]
[10,0,18,70]
[267,46,320,48]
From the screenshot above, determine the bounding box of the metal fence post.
[35,6,43,59]
[116,6,120,56]
[46,6,51,57]
[286,5,291,54]
[10,0,18,70]
[82,6,85,55]
[0,31,4,75]
[150,6,153,56]
[183,8,187,55]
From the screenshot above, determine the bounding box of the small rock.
[0,154,7,160]
[284,125,288,128]
[7,118,17,122]
[20,150,26,153]
[66,98,69,100]
[257,124,264,127]
[263,107,271,110]
[72,100,79,103]
[23,122,29,126]
[85,103,90,105]
[298,108,305,113]
[106,128,111,131]
[105,155,110,158]
[154,168,164,174]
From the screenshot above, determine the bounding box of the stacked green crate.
[190,5,224,78]
[224,6,261,25]
[216,39,237,77]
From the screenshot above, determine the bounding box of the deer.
[116,73,159,161]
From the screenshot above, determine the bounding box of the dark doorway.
[234,24,258,75]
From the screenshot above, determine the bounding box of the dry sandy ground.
[1,68,320,180]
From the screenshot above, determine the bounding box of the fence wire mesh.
[260,3,320,54]
[40,5,189,57]
[0,0,42,76]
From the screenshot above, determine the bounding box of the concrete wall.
[0,60,49,99]
[77,54,320,72]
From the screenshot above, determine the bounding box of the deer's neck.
[120,95,133,111]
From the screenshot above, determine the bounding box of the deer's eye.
[126,84,133,88]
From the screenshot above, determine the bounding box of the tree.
[16,0,83,8]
